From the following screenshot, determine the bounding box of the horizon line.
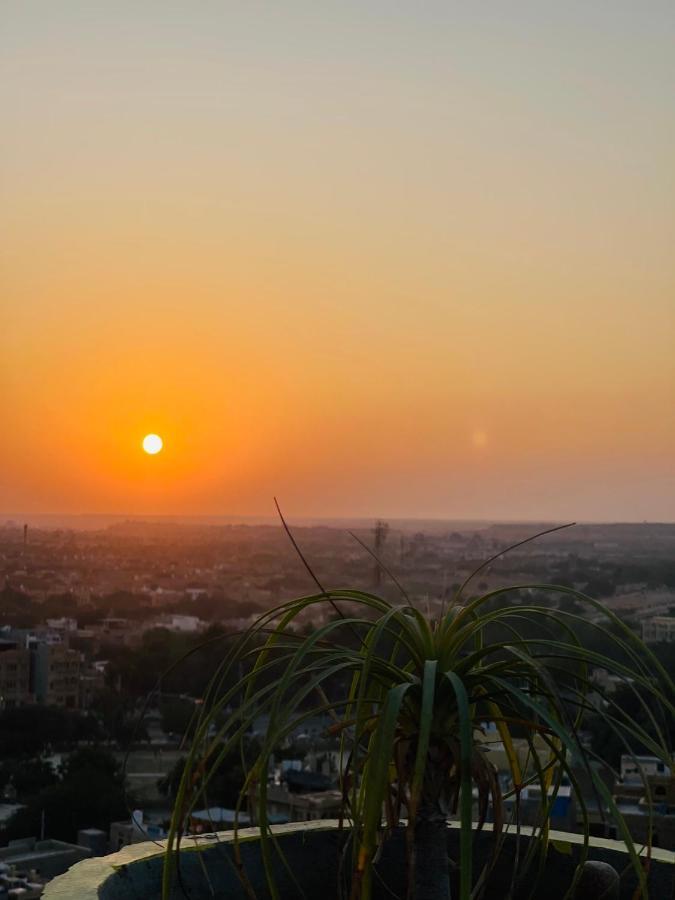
[2,512,674,528]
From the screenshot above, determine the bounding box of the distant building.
[0,641,33,708]
[100,617,131,635]
[76,828,109,857]
[189,808,251,833]
[620,754,671,780]
[0,836,91,880]
[144,587,183,607]
[109,811,166,852]
[93,618,135,646]
[614,755,675,849]
[109,820,143,852]
[31,643,81,708]
[0,630,83,709]
[642,616,675,643]
[502,783,576,832]
[77,663,106,710]
[184,584,209,601]
[0,867,44,899]
[45,617,78,633]
[22,629,64,648]
[162,614,204,633]
[256,782,342,823]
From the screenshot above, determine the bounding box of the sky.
[1,2,674,522]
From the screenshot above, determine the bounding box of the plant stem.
[413,818,451,900]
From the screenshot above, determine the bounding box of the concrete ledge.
[43,821,339,899]
[44,820,674,900]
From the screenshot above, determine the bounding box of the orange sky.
[1,3,674,521]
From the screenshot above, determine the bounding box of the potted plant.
[163,523,673,900]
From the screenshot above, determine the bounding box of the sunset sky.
[2,3,674,521]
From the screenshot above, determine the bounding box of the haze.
[1,2,674,521]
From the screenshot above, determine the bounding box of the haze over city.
[2,3,674,521]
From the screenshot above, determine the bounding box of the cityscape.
[2,2,674,898]
[1,518,674,895]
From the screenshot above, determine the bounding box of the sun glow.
[142,433,163,455]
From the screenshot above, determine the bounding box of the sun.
[142,433,163,455]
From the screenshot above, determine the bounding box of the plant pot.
[43,819,673,899]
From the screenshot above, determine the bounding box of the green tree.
[0,707,99,757]
[159,739,260,809]
[2,748,130,844]
[89,686,148,746]
[0,758,58,799]
[160,698,197,737]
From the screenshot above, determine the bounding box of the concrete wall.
[43,821,674,900]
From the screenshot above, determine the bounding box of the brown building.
[255,783,343,824]
[0,642,33,708]
[32,643,81,708]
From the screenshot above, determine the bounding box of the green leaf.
[444,671,473,900]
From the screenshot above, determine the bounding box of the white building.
[642,616,675,643]
[45,617,78,632]
[161,614,205,633]
[620,754,672,781]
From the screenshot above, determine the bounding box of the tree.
[89,686,148,746]
[160,698,197,738]
[2,748,130,845]
[0,758,58,799]
[158,739,259,809]
[0,707,99,757]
